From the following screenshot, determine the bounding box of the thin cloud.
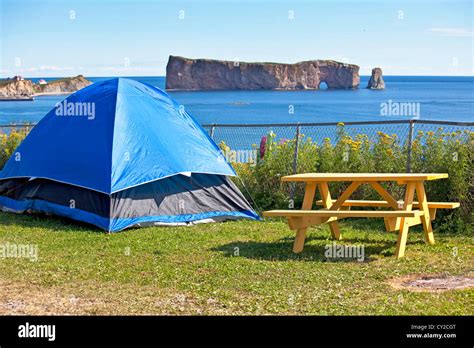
[9,66,75,73]
[39,66,74,71]
[429,27,474,37]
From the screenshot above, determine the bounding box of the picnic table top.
[281,173,449,182]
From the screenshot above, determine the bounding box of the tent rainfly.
[0,78,259,231]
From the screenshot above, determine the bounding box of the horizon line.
[5,74,474,79]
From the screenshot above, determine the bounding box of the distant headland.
[0,75,92,101]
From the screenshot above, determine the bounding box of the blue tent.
[0,78,259,231]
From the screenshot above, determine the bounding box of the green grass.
[0,212,472,315]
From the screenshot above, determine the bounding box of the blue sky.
[1,0,472,77]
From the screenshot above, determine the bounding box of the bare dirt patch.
[388,273,474,292]
[0,279,234,315]
[0,280,106,315]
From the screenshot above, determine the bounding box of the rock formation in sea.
[367,68,385,89]
[166,56,360,90]
[0,75,92,99]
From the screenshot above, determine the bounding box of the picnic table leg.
[395,182,416,258]
[318,182,342,241]
[293,182,316,253]
[370,181,402,233]
[415,181,435,245]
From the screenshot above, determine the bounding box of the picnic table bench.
[263,173,459,258]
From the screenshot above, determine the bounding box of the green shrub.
[219,131,318,210]
[0,129,28,169]
[227,124,473,233]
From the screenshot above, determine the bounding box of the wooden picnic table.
[263,173,459,258]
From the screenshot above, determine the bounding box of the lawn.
[0,212,472,315]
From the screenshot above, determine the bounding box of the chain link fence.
[1,119,473,217]
[204,120,473,218]
[205,120,473,168]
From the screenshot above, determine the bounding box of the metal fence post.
[293,124,300,174]
[406,120,415,173]
[209,124,216,140]
[290,124,301,203]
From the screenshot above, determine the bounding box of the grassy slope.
[0,212,472,315]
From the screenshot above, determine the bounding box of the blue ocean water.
[0,76,472,125]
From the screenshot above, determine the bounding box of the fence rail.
[203,119,474,127]
[2,119,472,129]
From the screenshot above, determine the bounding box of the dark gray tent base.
[0,173,258,230]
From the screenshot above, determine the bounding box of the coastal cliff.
[33,75,91,95]
[166,56,360,90]
[0,75,91,99]
[0,79,35,98]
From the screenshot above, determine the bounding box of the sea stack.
[367,67,385,89]
[166,56,360,90]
